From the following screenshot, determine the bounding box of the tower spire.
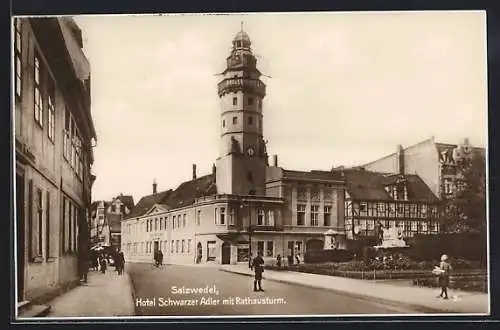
[241,21,244,32]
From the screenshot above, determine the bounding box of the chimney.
[212,164,216,176]
[397,144,404,175]
[273,155,278,167]
[153,179,157,194]
[192,164,197,180]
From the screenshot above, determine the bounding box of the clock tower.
[215,26,268,196]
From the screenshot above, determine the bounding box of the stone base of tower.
[215,156,267,196]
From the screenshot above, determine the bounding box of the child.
[437,254,452,299]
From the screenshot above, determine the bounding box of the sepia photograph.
[12,11,489,320]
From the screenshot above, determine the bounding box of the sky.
[73,11,488,203]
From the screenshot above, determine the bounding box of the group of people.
[89,249,126,275]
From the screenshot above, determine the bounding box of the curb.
[219,268,461,314]
[126,270,139,316]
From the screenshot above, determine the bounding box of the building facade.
[341,169,440,244]
[89,194,134,250]
[121,28,445,265]
[361,137,486,200]
[14,17,97,304]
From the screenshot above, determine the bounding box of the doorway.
[196,242,202,263]
[154,241,159,253]
[221,242,231,264]
[16,170,25,302]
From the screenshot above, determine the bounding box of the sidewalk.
[220,264,489,315]
[43,270,135,318]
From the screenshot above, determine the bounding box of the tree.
[440,152,487,233]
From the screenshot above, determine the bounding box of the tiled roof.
[124,189,173,220]
[116,195,135,210]
[123,174,217,220]
[282,169,344,182]
[341,169,438,202]
[164,174,217,209]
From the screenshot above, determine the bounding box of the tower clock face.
[247,147,255,157]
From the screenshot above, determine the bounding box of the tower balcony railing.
[217,77,266,98]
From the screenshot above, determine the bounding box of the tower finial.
[241,21,244,32]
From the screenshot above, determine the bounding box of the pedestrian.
[252,250,265,292]
[436,254,452,299]
[99,254,107,274]
[153,249,159,267]
[115,250,125,275]
[276,254,282,268]
[158,249,164,268]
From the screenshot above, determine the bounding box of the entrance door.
[16,171,25,302]
[221,242,231,264]
[196,242,202,263]
[154,241,159,253]
[287,241,295,264]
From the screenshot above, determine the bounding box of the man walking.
[252,250,265,292]
[157,249,164,268]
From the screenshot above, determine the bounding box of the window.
[360,219,367,230]
[172,215,176,229]
[421,221,428,232]
[267,210,274,226]
[359,202,367,215]
[233,116,237,125]
[444,179,453,195]
[177,216,181,228]
[421,204,428,218]
[220,208,226,225]
[257,241,264,254]
[160,217,163,231]
[197,210,201,226]
[214,208,218,225]
[222,119,225,128]
[257,209,265,225]
[155,218,158,231]
[377,202,386,216]
[411,221,417,231]
[183,214,186,227]
[266,241,274,257]
[46,192,51,258]
[311,205,319,226]
[14,18,22,99]
[248,116,253,125]
[176,240,179,253]
[34,188,43,258]
[182,240,185,253]
[187,239,191,253]
[230,208,235,225]
[297,204,306,225]
[34,53,43,126]
[368,220,375,230]
[324,206,331,226]
[64,108,71,160]
[171,240,174,252]
[47,78,55,142]
[233,97,237,105]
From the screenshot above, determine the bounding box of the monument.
[374,222,408,249]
